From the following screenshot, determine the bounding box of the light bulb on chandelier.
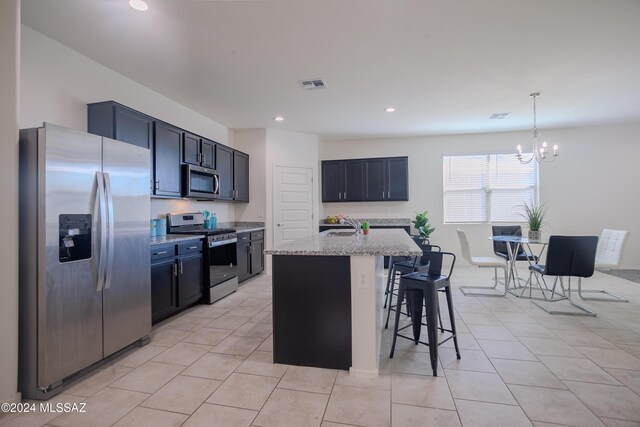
[516,92,559,164]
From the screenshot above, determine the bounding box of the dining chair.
[530,235,598,316]
[456,229,508,296]
[578,229,630,302]
[492,225,539,290]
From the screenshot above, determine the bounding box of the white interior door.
[273,166,314,247]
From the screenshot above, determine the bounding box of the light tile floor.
[3,267,640,427]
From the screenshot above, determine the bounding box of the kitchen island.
[264,229,421,377]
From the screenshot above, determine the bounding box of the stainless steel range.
[167,213,239,303]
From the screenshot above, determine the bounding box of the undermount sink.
[326,231,357,237]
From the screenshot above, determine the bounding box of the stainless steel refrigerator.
[19,123,151,400]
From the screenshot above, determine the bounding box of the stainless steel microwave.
[182,164,219,199]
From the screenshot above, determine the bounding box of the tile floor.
[3,267,640,427]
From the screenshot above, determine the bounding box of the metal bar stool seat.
[389,251,460,377]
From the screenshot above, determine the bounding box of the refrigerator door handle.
[103,173,115,290]
[96,172,107,292]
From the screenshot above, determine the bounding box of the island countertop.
[264,229,422,257]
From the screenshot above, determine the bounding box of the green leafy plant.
[519,202,545,232]
[412,210,435,239]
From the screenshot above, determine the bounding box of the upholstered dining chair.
[578,229,630,302]
[456,229,508,296]
[530,235,598,316]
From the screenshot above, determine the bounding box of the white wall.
[321,123,640,269]
[0,0,20,404]
[20,25,235,221]
[264,129,320,273]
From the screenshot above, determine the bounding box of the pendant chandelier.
[516,92,558,164]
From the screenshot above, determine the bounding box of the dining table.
[489,235,550,299]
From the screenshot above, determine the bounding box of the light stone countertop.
[264,228,422,257]
[150,234,205,246]
[319,218,411,227]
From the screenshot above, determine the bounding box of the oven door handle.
[208,238,237,248]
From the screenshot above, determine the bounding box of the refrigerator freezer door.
[40,124,104,388]
[102,137,151,356]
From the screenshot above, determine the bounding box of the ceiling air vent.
[489,112,510,119]
[299,79,327,90]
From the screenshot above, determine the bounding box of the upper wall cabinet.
[88,101,249,202]
[322,156,408,202]
[88,101,153,149]
[233,151,249,202]
[183,131,215,169]
[322,160,364,202]
[365,157,408,201]
[153,121,183,197]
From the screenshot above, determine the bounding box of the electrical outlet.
[358,273,368,289]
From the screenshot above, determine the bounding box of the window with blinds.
[443,153,538,223]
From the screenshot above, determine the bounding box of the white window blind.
[443,153,538,223]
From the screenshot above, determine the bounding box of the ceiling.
[21,0,640,140]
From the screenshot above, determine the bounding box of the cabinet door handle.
[388,191,390,198]
[202,153,206,163]
[187,246,198,250]
[172,263,178,277]
[344,192,347,199]
[154,251,168,255]
[179,262,184,275]
[155,180,160,191]
[339,192,342,200]
[382,191,385,199]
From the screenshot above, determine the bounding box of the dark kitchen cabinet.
[385,157,409,201]
[150,241,204,324]
[237,231,264,283]
[233,151,249,202]
[201,139,215,169]
[321,160,364,202]
[89,101,248,202]
[322,157,407,202]
[88,101,153,150]
[217,145,249,202]
[364,157,409,201]
[153,122,182,197]
[177,253,203,307]
[237,242,251,282]
[216,144,234,200]
[322,161,342,202]
[184,132,216,169]
[150,257,178,323]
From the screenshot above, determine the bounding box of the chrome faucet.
[344,216,362,234]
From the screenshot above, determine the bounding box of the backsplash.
[150,198,234,222]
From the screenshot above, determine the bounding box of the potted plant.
[412,210,435,243]
[519,202,545,241]
[362,220,370,235]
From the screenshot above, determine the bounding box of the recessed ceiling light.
[273,116,285,122]
[129,0,148,11]
[385,106,396,113]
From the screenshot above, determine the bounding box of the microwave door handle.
[95,172,107,292]
[214,174,220,194]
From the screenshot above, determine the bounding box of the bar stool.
[389,251,460,377]
[384,239,442,329]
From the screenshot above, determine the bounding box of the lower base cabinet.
[237,231,264,283]
[151,241,203,324]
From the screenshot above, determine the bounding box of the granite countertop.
[319,218,411,227]
[150,234,205,246]
[218,221,266,234]
[264,229,422,257]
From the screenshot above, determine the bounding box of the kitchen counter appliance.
[167,213,238,303]
[19,123,151,399]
